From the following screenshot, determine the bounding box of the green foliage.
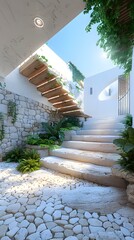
[122,114,133,128]
[26,134,43,145]
[68,61,85,83]
[0,112,4,141]
[7,101,17,124]
[83,0,134,73]
[113,127,134,172]
[22,149,40,160]
[42,118,66,143]
[38,55,48,63]
[17,158,41,173]
[3,147,40,163]
[26,134,57,149]
[40,144,60,150]
[26,118,82,149]
[61,116,82,128]
[3,147,24,162]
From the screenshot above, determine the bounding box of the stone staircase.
[41,117,127,188]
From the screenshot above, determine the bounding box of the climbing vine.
[7,101,17,124]
[0,113,4,141]
[68,61,85,83]
[83,0,134,73]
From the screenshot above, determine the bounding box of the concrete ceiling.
[0,0,85,77]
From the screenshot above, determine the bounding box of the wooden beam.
[29,70,56,86]
[19,54,44,77]
[37,79,60,92]
[28,65,48,80]
[58,105,80,113]
[48,94,74,103]
[42,87,68,98]
[62,110,90,118]
[53,100,76,108]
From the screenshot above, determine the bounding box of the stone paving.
[0,162,134,240]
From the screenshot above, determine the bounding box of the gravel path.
[0,162,134,240]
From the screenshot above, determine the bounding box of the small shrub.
[23,149,40,160]
[122,114,133,128]
[61,116,82,128]
[3,147,24,162]
[26,135,57,149]
[17,158,41,173]
[3,148,40,163]
[113,127,134,172]
[42,118,66,143]
[26,135,41,145]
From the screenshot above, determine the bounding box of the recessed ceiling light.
[34,17,44,28]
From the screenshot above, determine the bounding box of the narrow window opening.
[90,87,93,95]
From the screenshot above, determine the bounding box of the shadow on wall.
[98,80,118,101]
[84,67,124,118]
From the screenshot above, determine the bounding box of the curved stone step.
[41,156,127,188]
[50,148,120,167]
[77,129,121,135]
[50,147,119,167]
[72,135,119,143]
[62,141,118,153]
[82,122,124,130]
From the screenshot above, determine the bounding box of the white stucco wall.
[5,68,53,107]
[84,67,123,118]
[130,47,134,126]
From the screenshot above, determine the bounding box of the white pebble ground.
[0,162,134,240]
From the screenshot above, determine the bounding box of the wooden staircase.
[19,54,88,118]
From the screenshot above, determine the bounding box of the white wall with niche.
[84,67,124,118]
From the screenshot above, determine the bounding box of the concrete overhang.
[0,0,85,77]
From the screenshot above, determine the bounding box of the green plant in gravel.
[22,149,40,160]
[3,147,24,162]
[3,148,40,163]
[7,100,17,124]
[17,158,41,173]
[113,127,134,172]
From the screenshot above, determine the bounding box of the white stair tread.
[41,156,126,188]
[77,129,121,135]
[62,141,117,153]
[50,147,119,167]
[42,156,111,173]
[82,123,124,130]
[72,135,119,143]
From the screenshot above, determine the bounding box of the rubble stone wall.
[0,88,59,160]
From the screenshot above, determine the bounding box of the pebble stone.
[0,162,134,240]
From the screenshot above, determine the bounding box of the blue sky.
[48,12,115,78]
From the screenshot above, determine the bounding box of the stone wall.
[0,88,60,160]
